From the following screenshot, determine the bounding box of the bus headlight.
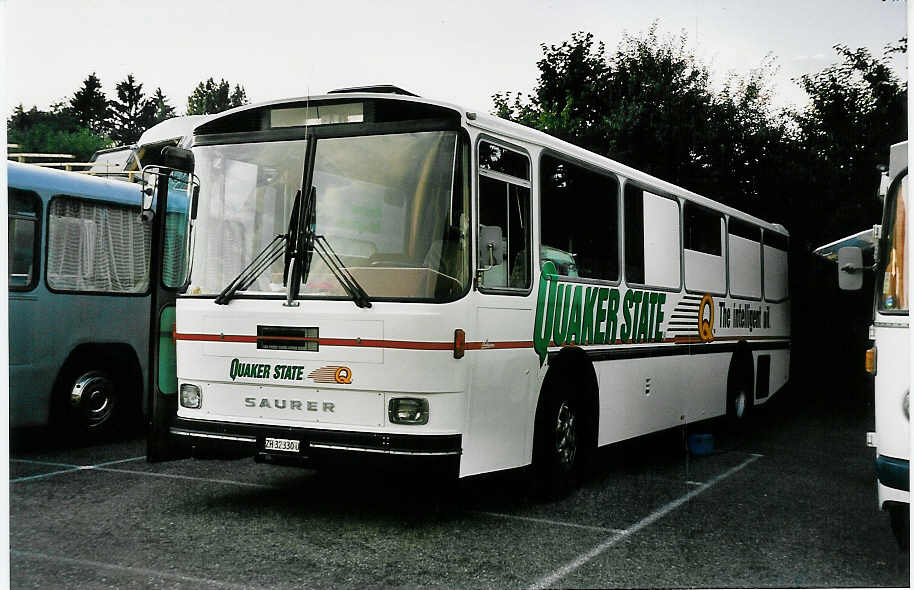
[180,384,202,409]
[388,398,429,425]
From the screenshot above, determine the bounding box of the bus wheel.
[67,370,119,435]
[888,504,909,550]
[534,392,580,499]
[726,371,753,431]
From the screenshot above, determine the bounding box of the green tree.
[186,77,249,115]
[69,72,110,135]
[783,43,907,249]
[493,27,788,217]
[150,87,176,124]
[109,73,157,144]
[8,103,111,161]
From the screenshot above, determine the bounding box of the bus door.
[143,148,198,462]
[466,140,536,473]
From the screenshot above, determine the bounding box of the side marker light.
[454,329,465,359]
[865,346,877,376]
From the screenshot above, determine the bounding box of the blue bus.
[8,161,153,436]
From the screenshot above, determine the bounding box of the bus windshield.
[878,173,907,313]
[188,130,470,302]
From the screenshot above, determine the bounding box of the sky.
[1,0,908,117]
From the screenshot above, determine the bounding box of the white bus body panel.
[873,320,910,509]
[176,298,471,435]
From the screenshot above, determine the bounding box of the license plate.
[264,437,300,453]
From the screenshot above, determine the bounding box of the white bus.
[146,87,791,495]
[815,140,909,548]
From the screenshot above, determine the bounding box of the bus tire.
[59,365,123,438]
[726,349,754,432]
[533,389,582,500]
[888,504,909,550]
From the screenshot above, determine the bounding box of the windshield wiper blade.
[313,234,372,309]
[214,233,287,305]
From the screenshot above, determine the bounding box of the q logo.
[698,294,714,342]
[334,366,353,384]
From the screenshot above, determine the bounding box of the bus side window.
[624,185,680,288]
[47,196,151,293]
[477,141,531,292]
[8,189,41,291]
[684,203,725,294]
[540,155,619,280]
[763,230,789,302]
[728,218,762,299]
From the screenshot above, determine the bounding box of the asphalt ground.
[9,390,911,589]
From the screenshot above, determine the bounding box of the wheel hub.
[734,391,747,418]
[555,401,577,467]
[70,372,116,428]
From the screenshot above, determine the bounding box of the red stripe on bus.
[174,331,785,350]
[174,332,479,350]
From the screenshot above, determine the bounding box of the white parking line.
[95,455,147,467]
[10,459,82,469]
[471,510,626,534]
[11,549,259,589]
[93,467,279,489]
[9,467,84,483]
[528,454,762,590]
[10,456,147,483]
[10,454,281,489]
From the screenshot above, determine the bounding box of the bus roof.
[7,161,142,207]
[193,91,789,236]
[138,114,214,147]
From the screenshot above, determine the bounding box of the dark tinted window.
[8,189,41,291]
[763,230,789,251]
[684,203,722,255]
[540,155,619,280]
[479,141,529,180]
[729,218,761,242]
[624,185,645,284]
[478,176,531,290]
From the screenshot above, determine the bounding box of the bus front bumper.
[170,417,462,471]
[877,455,910,493]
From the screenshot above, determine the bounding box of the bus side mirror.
[837,246,864,291]
[140,174,156,223]
[160,146,195,174]
[190,184,200,220]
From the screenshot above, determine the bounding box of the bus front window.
[879,174,907,312]
[188,131,470,302]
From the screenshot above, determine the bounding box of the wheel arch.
[50,342,145,424]
[533,346,600,460]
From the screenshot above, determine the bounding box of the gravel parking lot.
[10,389,910,589]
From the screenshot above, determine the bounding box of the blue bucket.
[687,433,714,456]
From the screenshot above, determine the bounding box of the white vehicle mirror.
[837,246,864,291]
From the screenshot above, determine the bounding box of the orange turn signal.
[865,346,877,375]
[453,329,465,359]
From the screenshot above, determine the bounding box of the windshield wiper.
[285,186,370,309]
[312,234,372,309]
[214,233,288,305]
[215,189,303,306]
